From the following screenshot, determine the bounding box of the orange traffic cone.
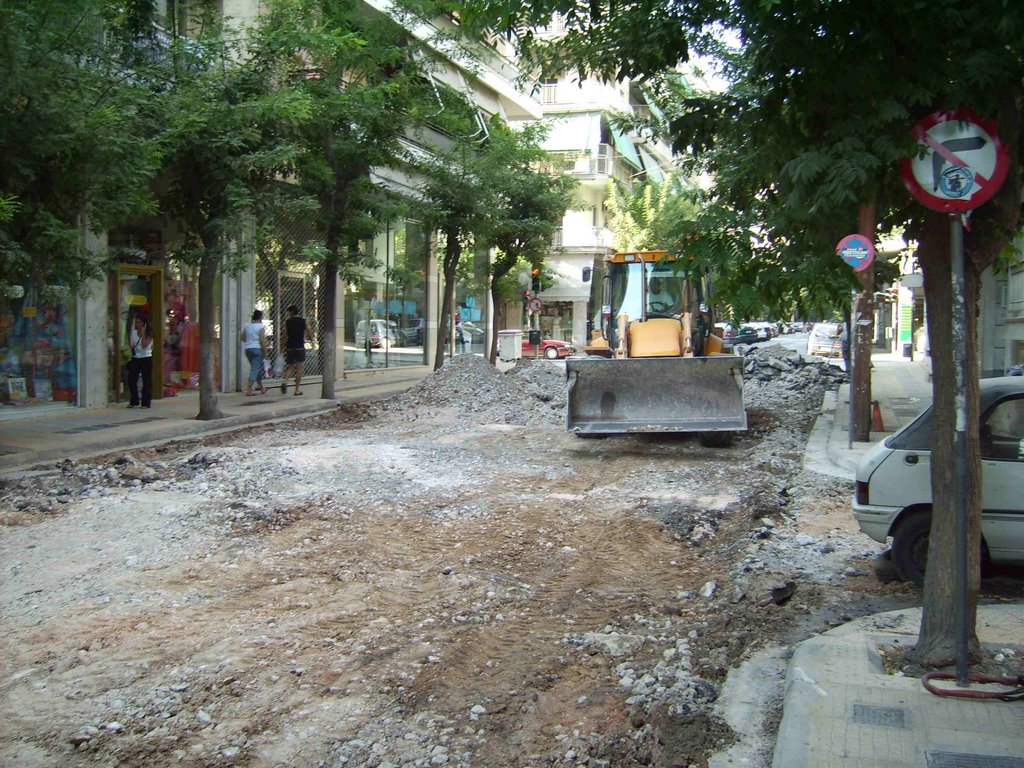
[871,400,885,432]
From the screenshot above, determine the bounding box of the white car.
[852,376,1024,585]
[806,322,843,357]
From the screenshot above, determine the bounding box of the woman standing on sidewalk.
[127,316,154,408]
[240,310,269,396]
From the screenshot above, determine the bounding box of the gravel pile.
[381,353,566,427]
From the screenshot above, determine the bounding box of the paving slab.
[773,604,1024,768]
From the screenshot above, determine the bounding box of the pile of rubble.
[736,344,847,386]
[737,345,846,415]
[381,353,566,427]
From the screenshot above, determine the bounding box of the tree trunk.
[911,212,983,665]
[321,258,338,400]
[910,97,1021,666]
[433,229,460,371]
[196,247,224,421]
[488,282,500,365]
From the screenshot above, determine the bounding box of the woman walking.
[240,309,269,396]
[127,316,154,408]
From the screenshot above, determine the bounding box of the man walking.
[281,304,312,396]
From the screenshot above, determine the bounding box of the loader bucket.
[565,356,746,435]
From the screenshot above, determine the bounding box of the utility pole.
[851,203,876,441]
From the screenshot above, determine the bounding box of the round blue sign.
[836,234,875,272]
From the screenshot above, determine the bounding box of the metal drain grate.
[57,416,164,434]
[928,753,1024,768]
[851,703,908,729]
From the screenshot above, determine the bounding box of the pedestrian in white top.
[127,316,154,408]
[240,310,269,396]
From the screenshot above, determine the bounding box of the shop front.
[0,281,78,412]
[344,221,431,371]
[108,231,222,404]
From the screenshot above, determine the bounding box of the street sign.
[836,234,875,272]
[900,109,1009,212]
[527,297,543,314]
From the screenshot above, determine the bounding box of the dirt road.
[2,353,920,768]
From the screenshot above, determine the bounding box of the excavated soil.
[0,352,961,768]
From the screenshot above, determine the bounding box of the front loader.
[566,251,745,447]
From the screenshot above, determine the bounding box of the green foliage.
[0,0,159,289]
[454,0,1024,319]
[606,174,698,253]
[254,0,433,270]
[486,122,577,281]
[151,13,304,275]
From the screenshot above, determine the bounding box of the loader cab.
[598,252,710,356]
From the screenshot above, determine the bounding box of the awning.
[638,147,665,183]
[543,113,600,153]
[611,127,643,170]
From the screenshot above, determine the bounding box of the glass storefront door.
[111,266,163,403]
[343,221,429,371]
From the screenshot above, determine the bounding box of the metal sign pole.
[950,214,970,687]
[848,290,857,449]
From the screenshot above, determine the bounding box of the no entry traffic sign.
[900,109,1009,212]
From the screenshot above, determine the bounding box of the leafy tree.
[254,0,433,397]
[0,0,158,291]
[152,2,310,420]
[454,0,1024,665]
[410,106,508,370]
[484,122,576,363]
[605,174,698,253]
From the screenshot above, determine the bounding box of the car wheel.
[891,512,930,586]
[873,549,900,583]
[545,346,559,360]
[698,431,734,448]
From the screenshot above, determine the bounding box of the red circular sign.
[836,234,875,272]
[900,109,1009,212]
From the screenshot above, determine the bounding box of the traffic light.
[522,289,532,302]
[531,266,541,294]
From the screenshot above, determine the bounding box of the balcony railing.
[551,227,613,250]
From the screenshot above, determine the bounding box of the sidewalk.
[0,366,432,477]
[784,353,1024,767]
[803,352,934,479]
[773,604,1024,767]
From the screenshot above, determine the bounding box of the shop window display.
[344,222,428,371]
[162,277,204,394]
[0,283,77,408]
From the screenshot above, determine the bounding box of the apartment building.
[514,72,677,348]
[0,0,540,416]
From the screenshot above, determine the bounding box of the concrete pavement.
[773,604,1024,767]
[0,366,433,477]
[782,353,1024,768]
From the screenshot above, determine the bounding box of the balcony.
[545,145,633,186]
[552,227,614,251]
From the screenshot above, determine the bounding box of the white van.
[852,377,1024,584]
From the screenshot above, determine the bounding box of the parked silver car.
[852,377,1024,585]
